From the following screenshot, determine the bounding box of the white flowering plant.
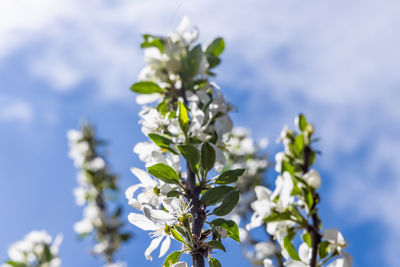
[67,123,131,265]
[247,114,352,267]
[2,230,62,267]
[126,17,242,267]
[223,128,284,266]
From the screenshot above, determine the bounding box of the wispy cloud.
[0,96,33,123]
[1,0,400,265]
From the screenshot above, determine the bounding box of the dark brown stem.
[309,210,321,267]
[303,145,321,267]
[180,86,206,267]
[187,156,206,267]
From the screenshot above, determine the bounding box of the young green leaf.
[281,161,295,177]
[167,190,180,198]
[200,186,235,206]
[206,38,225,57]
[177,145,199,172]
[213,191,240,216]
[283,235,301,261]
[6,260,26,267]
[207,240,226,252]
[215,169,245,184]
[211,218,240,242]
[148,133,172,149]
[319,241,330,259]
[141,34,165,52]
[200,142,215,173]
[171,228,186,244]
[302,232,312,247]
[263,212,292,223]
[147,163,180,185]
[294,134,305,155]
[163,251,183,267]
[182,44,203,78]
[297,113,308,132]
[130,81,163,94]
[178,101,189,134]
[208,258,222,267]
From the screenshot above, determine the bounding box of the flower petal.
[127,213,158,231]
[130,167,157,187]
[145,235,163,261]
[125,184,142,199]
[159,236,171,258]
[162,198,181,214]
[143,207,175,224]
[254,186,272,200]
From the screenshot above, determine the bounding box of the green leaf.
[177,144,199,172]
[171,228,186,244]
[200,142,215,173]
[163,251,183,267]
[319,241,330,259]
[148,133,172,149]
[211,218,240,242]
[213,191,240,216]
[302,188,314,210]
[263,212,292,223]
[43,245,53,261]
[208,240,226,252]
[5,261,27,267]
[130,81,163,94]
[182,44,203,78]
[302,232,312,247]
[206,54,221,69]
[297,114,308,131]
[147,163,180,185]
[215,169,245,184]
[206,38,225,57]
[178,101,189,134]
[283,235,301,261]
[201,186,235,206]
[167,190,180,197]
[309,150,316,166]
[294,134,305,155]
[141,34,165,52]
[208,258,222,267]
[281,161,295,177]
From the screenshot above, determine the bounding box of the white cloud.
[2,0,400,265]
[0,96,33,123]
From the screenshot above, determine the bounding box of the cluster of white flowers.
[126,17,242,267]
[246,115,352,267]
[223,128,284,266]
[67,124,130,265]
[2,230,62,267]
[224,127,268,219]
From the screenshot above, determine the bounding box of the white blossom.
[323,229,347,253]
[327,252,353,267]
[246,186,274,231]
[5,231,62,267]
[128,198,187,260]
[125,167,173,210]
[303,169,321,189]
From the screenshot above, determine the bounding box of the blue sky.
[1,0,400,266]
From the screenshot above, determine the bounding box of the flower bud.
[303,169,321,189]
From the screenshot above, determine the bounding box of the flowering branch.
[247,114,352,267]
[67,123,130,266]
[2,230,62,267]
[126,17,242,267]
[222,128,283,266]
